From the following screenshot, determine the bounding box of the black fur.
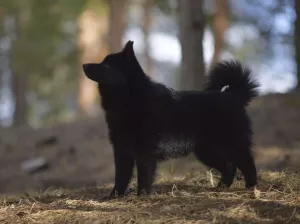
[205,60,259,106]
[83,40,259,198]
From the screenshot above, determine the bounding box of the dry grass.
[1,170,300,224]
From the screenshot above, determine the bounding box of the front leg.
[109,148,134,198]
[136,155,157,196]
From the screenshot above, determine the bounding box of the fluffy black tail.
[205,60,259,106]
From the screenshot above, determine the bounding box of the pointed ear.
[123,40,134,52]
[122,40,135,60]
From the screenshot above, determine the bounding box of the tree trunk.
[10,3,31,127]
[107,0,128,53]
[12,73,27,126]
[295,0,300,89]
[77,9,108,116]
[142,0,154,76]
[178,0,205,90]
[209,0,229,71]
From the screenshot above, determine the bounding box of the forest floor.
[0,92,299,223]
[1,170,300,223]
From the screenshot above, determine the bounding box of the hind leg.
[216,162,237,188]
[194,148,237,188]
[234,151,257,188]
[136,154,157,196]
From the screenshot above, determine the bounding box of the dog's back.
[136,84,251,157]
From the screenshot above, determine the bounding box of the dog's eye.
[103,64,111,69]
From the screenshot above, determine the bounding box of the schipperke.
[82,40,259,198]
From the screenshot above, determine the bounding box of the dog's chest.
[155,134,195,159]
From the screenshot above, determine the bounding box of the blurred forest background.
[0,0,299,193]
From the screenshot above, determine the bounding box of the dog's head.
[82,40,138,85]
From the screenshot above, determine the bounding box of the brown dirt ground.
[0,92,299,195]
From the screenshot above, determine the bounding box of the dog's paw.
[214,182,230,190]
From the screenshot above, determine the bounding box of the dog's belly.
[154,134,195,160]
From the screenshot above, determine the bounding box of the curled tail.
[205,60,259,106]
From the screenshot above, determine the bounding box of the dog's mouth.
[82,63,109,77]
[82,63,127,85]
[82,63,96,81]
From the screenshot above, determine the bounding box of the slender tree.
[209,0,229,71]
[142,0,155,76]
[10,1,32,126]
[77,9,108,116]
[178,0,205,90]
[294,0,300,89]
[107,0,129,53]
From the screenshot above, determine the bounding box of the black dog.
[83,40,259,197]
